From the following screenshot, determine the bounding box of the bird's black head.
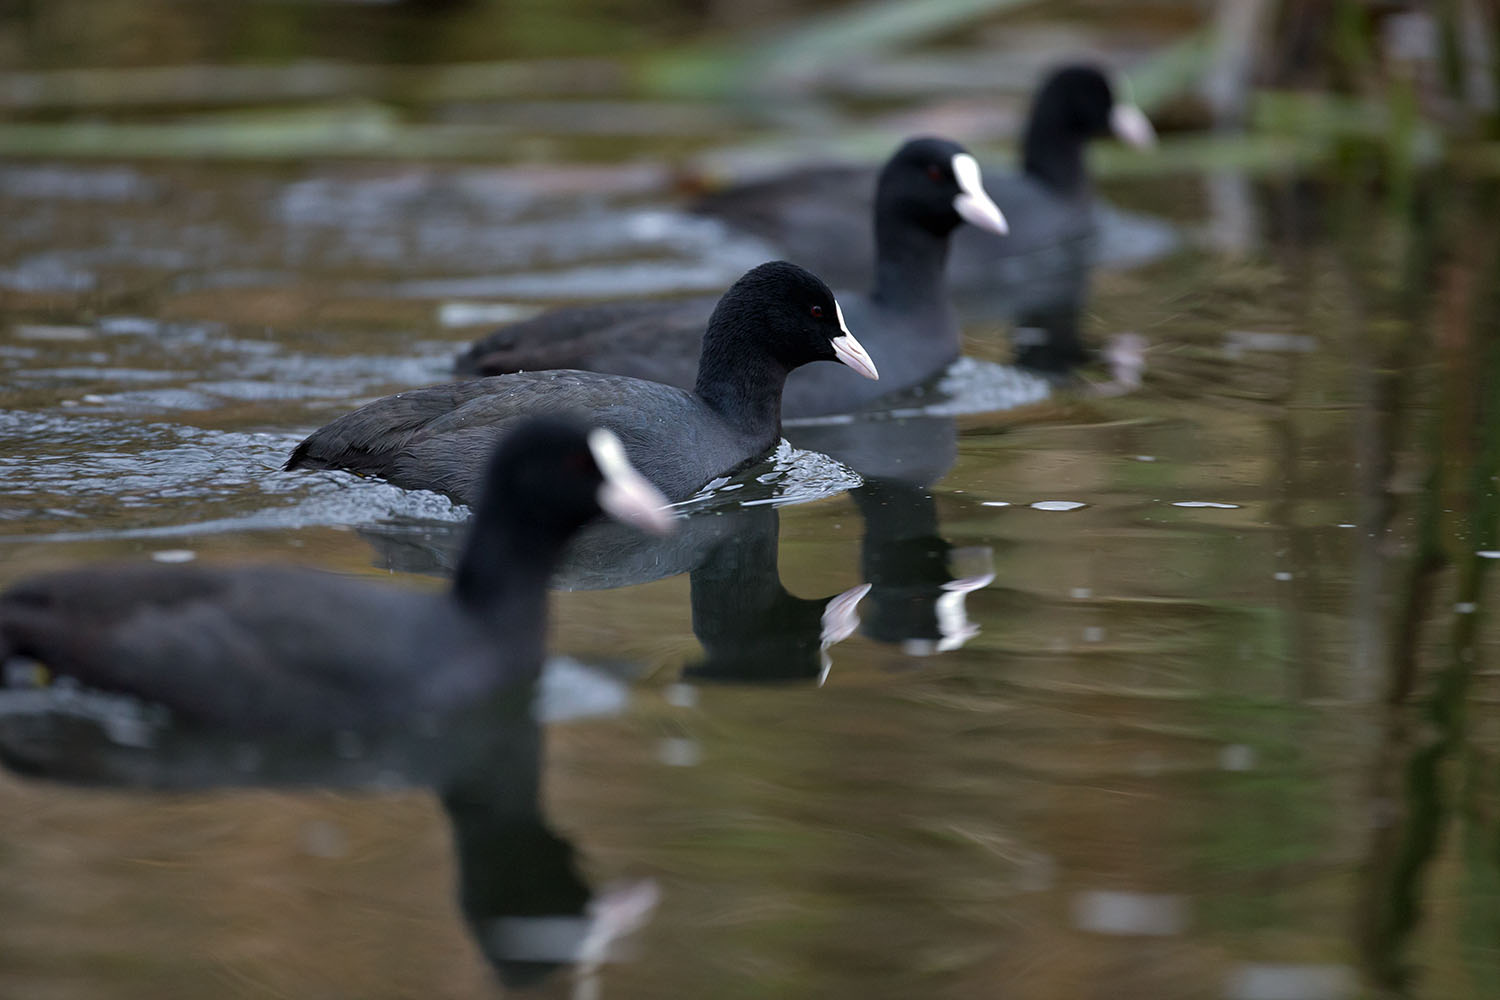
[1036,65,1116,139]
[874,137,1009,238]
[702,261,879,380]
[1031,64,1156,147]
[1022,65,1154,193]
[474,418,674,545]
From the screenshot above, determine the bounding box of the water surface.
[2,37,1498,1000]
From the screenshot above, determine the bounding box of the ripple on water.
[671,440,862,513]
[0,164,156,202]
[13,312,454,418]
[0,255,97,293]
[1,408,859,543]
[0,410,468,540]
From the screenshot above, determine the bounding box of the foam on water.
[670,440,862,514]
[0,411,468,541]
[2,409,856,544]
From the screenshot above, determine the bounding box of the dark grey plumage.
[293,261,867,503]
[0,419,663,733]
[693,64,1149,298]
[453,137,1000,417]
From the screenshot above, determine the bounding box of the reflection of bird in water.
[787,414,994,656]
[849,479,994,655]
[360,498,750,592]
[436,681,659,993]
[366,502,869,685]
[681,504,868,685]
[0,659,657,994]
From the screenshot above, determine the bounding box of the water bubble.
[1220,744,1256,772]
[658,737,701,767]
[301,820,349,860]
[1224,963,1354,1000]
[1071,890,1187,936]
[437,301,539,328]
[663,684,698,709]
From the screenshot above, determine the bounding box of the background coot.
[454,137,1004,417]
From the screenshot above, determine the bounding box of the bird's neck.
[871,213,951,307]
[1022,116,1090,195]
[693,324,791,446]
[452,512,560,621]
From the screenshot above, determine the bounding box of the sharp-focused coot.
[691,64,1155,295]
[453,137,1004,417]
[293,261,878,504]
[0,420,673,733]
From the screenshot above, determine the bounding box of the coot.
[453,137,1004,417]
[0,419,672,733]
[291,261,878,503]
[692,64,1155,294]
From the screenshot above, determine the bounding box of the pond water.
[3,18,1500,1000]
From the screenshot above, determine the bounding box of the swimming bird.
[691,64,1155,296]
[0,419,672,733]
[453,137,1003,417]
[291,261,878,504]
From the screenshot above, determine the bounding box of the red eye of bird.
[927,164,943,181]
[810,305,824,319]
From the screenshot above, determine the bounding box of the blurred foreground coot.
[0,419,672,733]
[293,261,877,503]
[455,137,1005,417]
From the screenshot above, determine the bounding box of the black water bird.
[292,261,877,503]
[453,137,1004,417]
[692,65,1154,298]
[0,419,672,733]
